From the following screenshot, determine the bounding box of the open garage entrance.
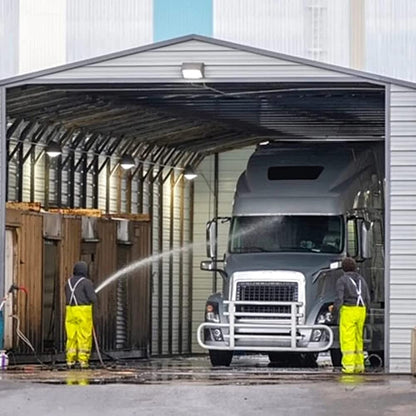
[0,34,414,373]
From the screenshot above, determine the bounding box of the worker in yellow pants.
[65,304,93,367]
[65,261,97,369]
[339,305,366,374]
[330,257,370,374]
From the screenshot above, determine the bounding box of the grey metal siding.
[35,40,358,82]
[0,87,6,296]
[388,84,416,373]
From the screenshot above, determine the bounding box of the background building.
[1,0,416,82]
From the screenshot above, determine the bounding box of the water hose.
[92,325,106,368]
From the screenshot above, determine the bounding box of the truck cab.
[197,142,384,367]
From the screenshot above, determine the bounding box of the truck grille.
[236,281,298,317]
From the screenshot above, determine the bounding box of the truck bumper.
[197,321,333,352]
[198,300,333,352]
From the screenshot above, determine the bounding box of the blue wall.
[154,0,212,41]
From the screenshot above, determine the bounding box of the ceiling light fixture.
[120,154,135,170]
[181,62,205,80]
[46,141,62,158]
[184,166,198,180]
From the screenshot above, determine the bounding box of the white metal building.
[1,35,416,373]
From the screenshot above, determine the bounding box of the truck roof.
[233,142,383,216]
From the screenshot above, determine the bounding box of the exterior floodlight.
[120,155,135,170]
[184,166,197,180]
[181,62,205,80]
[46,141,62,158]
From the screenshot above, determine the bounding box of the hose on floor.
[92,325,106,368]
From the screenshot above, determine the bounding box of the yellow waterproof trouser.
[339,305,366,374]
[65,305,93,366]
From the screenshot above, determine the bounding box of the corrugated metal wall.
[387,84,416,373]
[151,170,192,355]
[37,39,358,82]
[19,0,66,74]
[192,147,254,352]
[214,0,416,81]
[3,0,416,83]
[213,0,350,66]
[0,0,19,79]
[366,0,416,82]
[66,0,153,63]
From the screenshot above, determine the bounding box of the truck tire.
[268,352,286,364]
[367,350,384,368]
[209,350,233,367]
[330,348,342,367]
[299,352,318,368]
[268,352,317,367]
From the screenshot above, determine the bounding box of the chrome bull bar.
[197,300,334,352]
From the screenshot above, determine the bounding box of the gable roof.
[1,34,416,88]
[1,34,396,158]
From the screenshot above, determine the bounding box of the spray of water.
[95,243,195,294]
[94,216,282,294]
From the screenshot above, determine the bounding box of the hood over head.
[73,261,88,277]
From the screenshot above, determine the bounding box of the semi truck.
[197,141,384,367]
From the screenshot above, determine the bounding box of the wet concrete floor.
[0,354,415,415]
[0,354,398,385]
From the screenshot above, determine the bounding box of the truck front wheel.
[209,350,233,367]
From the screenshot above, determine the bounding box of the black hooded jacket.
[65,261,97,306]
[332,271,370,319]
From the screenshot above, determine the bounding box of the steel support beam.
[0,87,6,297]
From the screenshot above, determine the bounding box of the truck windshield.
[229,215,343,254]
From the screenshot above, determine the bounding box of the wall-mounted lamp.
[183,166,198,180]
[120,155,135,170]
[46,141,62,158]
[181,62,205,80]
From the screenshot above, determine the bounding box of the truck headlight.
[312,329,323,342]
[316,312,332,324]
[211,328,223,341]
[206,302,220,323]
[312,306,333,342]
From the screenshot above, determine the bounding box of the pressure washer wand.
[1,285,28,311]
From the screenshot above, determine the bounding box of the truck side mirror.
[206,219,217,259]
[346,217,358,258]
[360,221,373,259]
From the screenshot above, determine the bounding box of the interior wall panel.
[191,147,253,352]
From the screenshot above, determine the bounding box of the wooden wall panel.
[17,212,43,352]
[4,209,152,359]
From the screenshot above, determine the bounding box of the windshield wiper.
[233,246,270,253]
[280,246,316,252]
